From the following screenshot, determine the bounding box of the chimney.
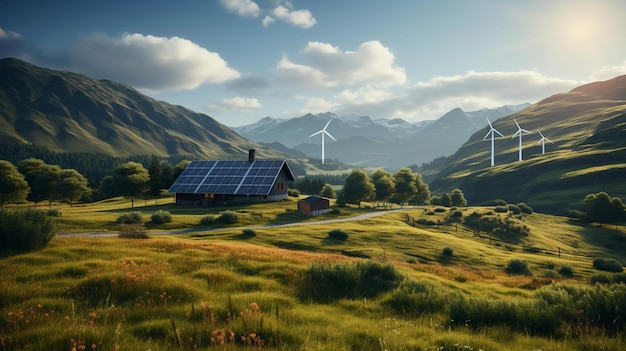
[248,149,256,162]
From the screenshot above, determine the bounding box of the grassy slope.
[2,198,626,350]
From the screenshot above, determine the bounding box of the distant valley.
[234,105,530,169]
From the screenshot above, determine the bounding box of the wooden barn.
[168,150,295,206]
[298,195,331,216]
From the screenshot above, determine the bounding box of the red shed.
[298,195,330,216]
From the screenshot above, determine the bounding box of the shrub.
[565,209,584,219]
[150,210,172,224]
[218,211,239,224]
[494,199,507,206]
[301,261,403,302]
[47,209,62,217]
[329,208,341,215]
[0,209,55,255]
[590,273,613,284]
[451,210,463,218]
[116,212,143,224]
[328,229,349,241]
[200,214,216,225]
[494,206,508,213]
[507,204,521,214]
[559,265,574,277]
[505,259,532,276]
[388,280,450,315]
[592,257,624,272]
[241,229,256,237]
[517,202,533,214]
[118,223,148,239]
[442,246,454,256]
[287,188,300,197]
[434,207,447,213]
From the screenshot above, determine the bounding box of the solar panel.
[168,159,293,196]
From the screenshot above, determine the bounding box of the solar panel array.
[168,160,287,195]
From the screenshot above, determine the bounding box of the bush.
[507,204,521,214]
[218,211,239,224]
[566,209,584,219]
[0,209,55,255]
[442,246,454,256]
[200,214,216,225]
[559,265,574,277]
[505,259,532,276]
[118,223,148,239]
[301,261,403,302]
[434,207,447,213]
[150,210,172,224]
[517,202,533,214]
[592,257,624,272]
[287,188,300,197]
[116,212,143,224]
[241,229,256,237]
[328,229,349,241]
[47,209,62,217]
[329,208,341,215]
[388,280,450,315]
[451,210,463,218]
[494,206,508,213]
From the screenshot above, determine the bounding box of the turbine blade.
[309,130,323,137]
[494,128,504,137]
[324,130,336,141]
[323,119,332,130]
[512,130,521,138]
[514,119,521,129]
[483,129,492,140]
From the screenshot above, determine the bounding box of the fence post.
[558,247,561,258]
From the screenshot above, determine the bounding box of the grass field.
[2,197,626,350]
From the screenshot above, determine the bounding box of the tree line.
[0,157,190,209]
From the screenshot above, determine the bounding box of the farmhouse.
[299,195,331,216]
[168,150,295,206]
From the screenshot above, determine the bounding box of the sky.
[1,0,626,127]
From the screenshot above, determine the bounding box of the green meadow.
[1,197,625,350]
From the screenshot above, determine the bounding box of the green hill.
[0,58,285,160]
[427,75,626,214]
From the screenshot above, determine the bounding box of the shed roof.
[168,160,294,195]
[301,195,330,203]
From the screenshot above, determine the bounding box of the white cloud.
[292,96,338,117]
[210,96,262,113]
[268,4,316,29]
[219,0,261,18]
[262,16,276,27]
[65,33,240,91]
[590,60,626,81]
[275,40,406,88]
[332,70,581,121]
[0,27,36,61]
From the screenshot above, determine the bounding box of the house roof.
[168,160,295,195]
[301,195,330,203]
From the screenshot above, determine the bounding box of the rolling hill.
[0,58,285,161]
[426,74,626,214]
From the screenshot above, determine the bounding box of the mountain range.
[425,74,626,213]
[0,58,286,161]
[234,104,530,169]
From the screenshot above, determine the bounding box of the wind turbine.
[483,117,504,167]
[309,119,336,164]
[537,130,553,154]
[512,119,532,161]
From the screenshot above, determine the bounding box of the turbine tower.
[483,117,503,167]
[537,130,553,154]
[309,119,336,164]
[512,119,531,161]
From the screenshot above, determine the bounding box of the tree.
[342,169,375,207]
[392,168,417,207]
[410,172,430,205]
[440,193,452,207]
[320,183,336,199]
[0,160,30,210]
[103,162,150,208]
[371,169,395,208]
[148,157,164,203]
[584,192,626,227]
[450,189,468,207]
[56,169,92,206]
[17,158,61,208]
